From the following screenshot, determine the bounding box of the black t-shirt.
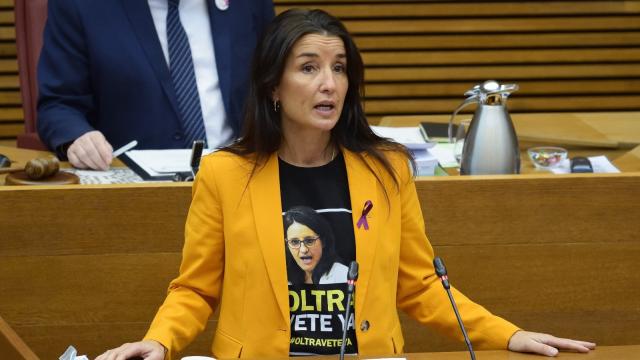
[279,152,358,355]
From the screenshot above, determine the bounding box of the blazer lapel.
[121,0,180,119]
[343,149,380,318]
[206,0,232,117]
[248,154,289,324]
[246,150,382,326]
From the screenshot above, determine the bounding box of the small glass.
[452,120,471,166]
[527,146,568,169]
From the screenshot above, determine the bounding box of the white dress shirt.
[148,0,233,148]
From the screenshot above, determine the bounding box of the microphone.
[433,257,476,360]
[190,139,205,177]
[347,261,359,292]
[339,261,358,360]
[172,140,205,182]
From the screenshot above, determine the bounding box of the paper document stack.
[411,149,439,176]
[370,126,439,176]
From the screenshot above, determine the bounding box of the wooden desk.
[380,112,640,149]
[401,345,640,360]
[1,172,638,358]
[613,145,640,172]
[379,112,640,174]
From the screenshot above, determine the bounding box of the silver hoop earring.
[273,100,280,112]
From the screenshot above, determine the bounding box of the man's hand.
[67,131,113,170]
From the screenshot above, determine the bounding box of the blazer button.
[360,320,370,332]
[173,132,183,140]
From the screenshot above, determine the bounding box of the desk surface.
[398,345,640,360]
[379,111,640,149]
[3,110,640,181]
[378,112,640,174]
[1,145,638,181]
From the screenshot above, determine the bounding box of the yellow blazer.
[145,149,519,359]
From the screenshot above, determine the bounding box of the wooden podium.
[1,111,639,358]
[403,346,640,360]
[0,174,638,358]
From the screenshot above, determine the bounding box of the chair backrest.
[14,0,48,150]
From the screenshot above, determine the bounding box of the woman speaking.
[97,9,595,360]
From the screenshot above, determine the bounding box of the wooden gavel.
[0,156,60,180]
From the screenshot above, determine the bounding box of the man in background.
[37,0,274,170]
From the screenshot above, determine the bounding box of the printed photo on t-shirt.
[283,206,357,355]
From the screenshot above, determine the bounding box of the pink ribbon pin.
[356,200,373,230]
[215,0,229,11]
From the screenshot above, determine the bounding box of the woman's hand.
[508,330,596,357]
[95,339,166,360]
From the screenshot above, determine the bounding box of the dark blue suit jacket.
[37,0,274,154]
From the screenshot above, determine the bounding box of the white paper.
[411,149,438,176]
[59,346,88,360]
[125,149,214,177]
[63,167,145,184]
[370,126,435,150]
[550,155,620,174]
[426,143,459,168]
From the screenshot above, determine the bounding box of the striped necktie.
[167,0,207,147]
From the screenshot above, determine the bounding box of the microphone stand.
[434,257,476,360]
[339,261,359,360]
[339,286,354,360]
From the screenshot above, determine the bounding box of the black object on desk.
[120,154,174,181]
[174,140,205,182]
[420,122,458,142]
[0,153,11,167]
[571,156,594,173]
[120,140,206,181]
[190,139,205,176]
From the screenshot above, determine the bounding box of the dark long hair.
[223,9,413,190]
[284,206,341,285]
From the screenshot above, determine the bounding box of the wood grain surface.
[1,171,638,358]
[379,112,640,150]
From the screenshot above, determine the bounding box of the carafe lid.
[466,80,518,105]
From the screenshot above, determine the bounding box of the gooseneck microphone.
[433,257,476,360]
[339,261,358,360]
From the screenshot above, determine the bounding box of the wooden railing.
[0,314,38,360]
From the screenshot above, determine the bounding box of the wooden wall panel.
[276,0,640,121]
[1,1,640,138]
[0,0,20,139]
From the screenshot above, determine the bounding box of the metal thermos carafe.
[448,80,520,175]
